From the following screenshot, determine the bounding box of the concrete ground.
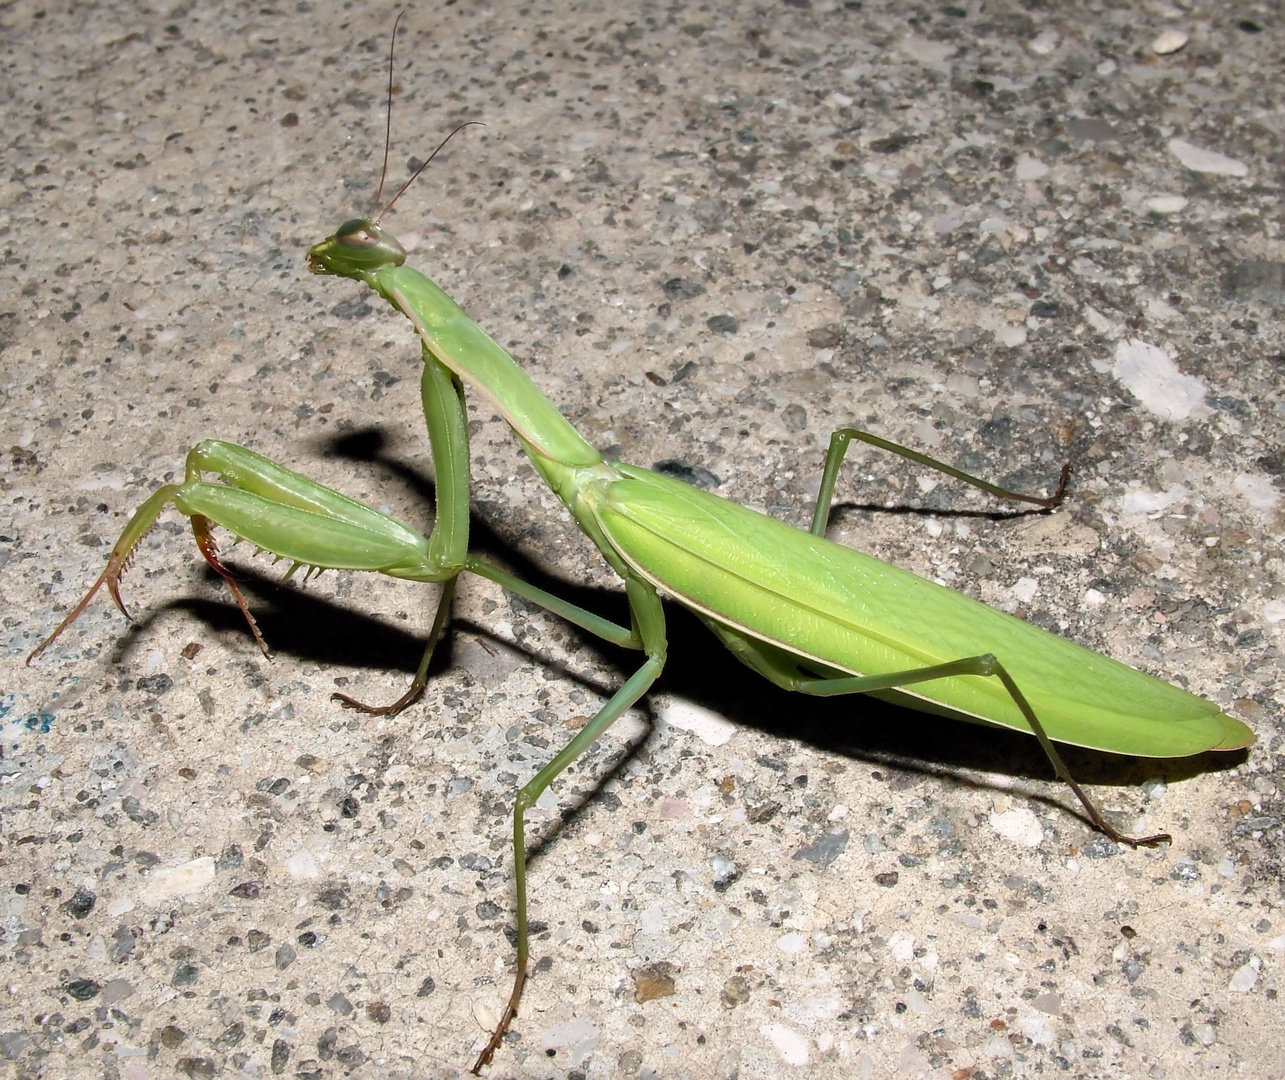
[2,1,1282,1078]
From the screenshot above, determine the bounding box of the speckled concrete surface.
[2,2,1283,1078]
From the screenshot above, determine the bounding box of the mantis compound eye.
[336,221,378,248]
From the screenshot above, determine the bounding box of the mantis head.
[307,219,407,279]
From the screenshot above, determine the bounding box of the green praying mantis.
[28,20,1254,1075]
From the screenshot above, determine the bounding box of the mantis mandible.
[28,18,1254,1074]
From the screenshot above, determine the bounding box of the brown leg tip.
[1125,831,1172,850]
[330,680,426,717]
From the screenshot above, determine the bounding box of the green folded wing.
[586,464,1252,758]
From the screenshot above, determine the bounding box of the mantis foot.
[331,678,427,717]
[332,577,456,716]
[1045,462,1073,508]
[471,955,527,1074]
[1095,821,1172,850]
[1058,776,1171,853]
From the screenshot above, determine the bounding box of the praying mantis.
[27,20,1255,1076]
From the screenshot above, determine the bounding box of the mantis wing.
[586,464,1252,759]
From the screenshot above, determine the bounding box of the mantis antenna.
[375,122,486,223]
[366,9,406,218]
[367,10,483,222]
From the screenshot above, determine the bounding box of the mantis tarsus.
[28,20,1254,1075]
